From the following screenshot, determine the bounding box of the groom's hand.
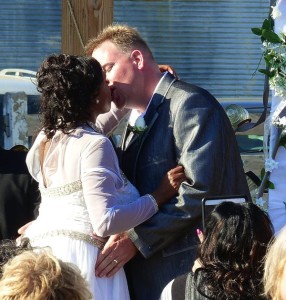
[95,233,138,277]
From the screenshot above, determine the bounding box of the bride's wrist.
[147,194,159,212]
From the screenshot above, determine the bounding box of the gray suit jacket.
[118,73,250,300]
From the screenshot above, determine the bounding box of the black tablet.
[202,195,248,231]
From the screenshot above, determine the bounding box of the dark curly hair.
[195,202,273,300]
[37,54,103,139]
[0,238,32,278]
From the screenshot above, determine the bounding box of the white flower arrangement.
[255,197,267,211]
[252,11,286,103]
[273,115,286,128]
[251,3,286,188]
[265,158,279,172]
[251,4,286,206]
[130,115,147,134]
[271,5,282,19]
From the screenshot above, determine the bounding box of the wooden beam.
[62,0,113,55]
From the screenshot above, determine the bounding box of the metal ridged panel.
[114,0,270,101]
[0,0,61,72]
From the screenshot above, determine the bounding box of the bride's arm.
[95,102,130,137]
[82,137,182,237]
[82,137,158,237]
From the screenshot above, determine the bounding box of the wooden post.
[62,0,113,55]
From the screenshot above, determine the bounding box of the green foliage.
[262,18,274,31]
[280,134,286,148]
[252,17,282,44]
[260,168,275,190]
[251,27,262,36]
[253,5,285,195]
[252,10,286,95]
[252,17,278,43]
[262,29,282,43]
[258,68,276,77]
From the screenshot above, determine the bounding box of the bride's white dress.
[24,124,158,300]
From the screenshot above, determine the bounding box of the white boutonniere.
[129,115,147,134]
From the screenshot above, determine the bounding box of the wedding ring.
[113,259,118,264]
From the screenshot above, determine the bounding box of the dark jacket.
[170,273,208,300]
[0,146,40,240]
[167,271,265,300]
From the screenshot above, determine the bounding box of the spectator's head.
[196,201,274,299]
[0,238,32,277]
[0,249,92,300]
[264,225,286,300]
[37,54,111,139]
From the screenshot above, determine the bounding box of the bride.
[23,54,185,300]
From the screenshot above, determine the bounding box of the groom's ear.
[130,50,144,69]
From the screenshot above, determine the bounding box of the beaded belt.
[40,180,82,197]
[26,229,106,250]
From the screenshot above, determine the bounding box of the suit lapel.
[124,129,136,149]
[120,123,131,150]
[144,72,176,125]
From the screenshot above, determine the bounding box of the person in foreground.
[22,54,185,300]
[160,201,274,300]
[264,224,286,300]
[0,249,92,300]
[0,238,32,276]
[85,24,251,300]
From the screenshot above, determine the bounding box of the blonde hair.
[85,24,153,58]
[0,250,92,300]
[264,225,286,300]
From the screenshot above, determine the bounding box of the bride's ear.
[90,91,100,104]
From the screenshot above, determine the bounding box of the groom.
[86,24,250,300]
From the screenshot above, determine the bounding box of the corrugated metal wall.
[0,0,270,100]
[0,0,61,72]
[114,0,270,101]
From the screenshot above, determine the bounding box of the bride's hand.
[197,228,204,243]
[158,64,180,79]
[192,258,203,272]
[167,165,187,191]
[95,233,137,278]
[16,221,34,243]
[151,165,187,207]
[17,221,33,235]
[192,228,204,272]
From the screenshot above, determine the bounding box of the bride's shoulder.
[79,129,114,150]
